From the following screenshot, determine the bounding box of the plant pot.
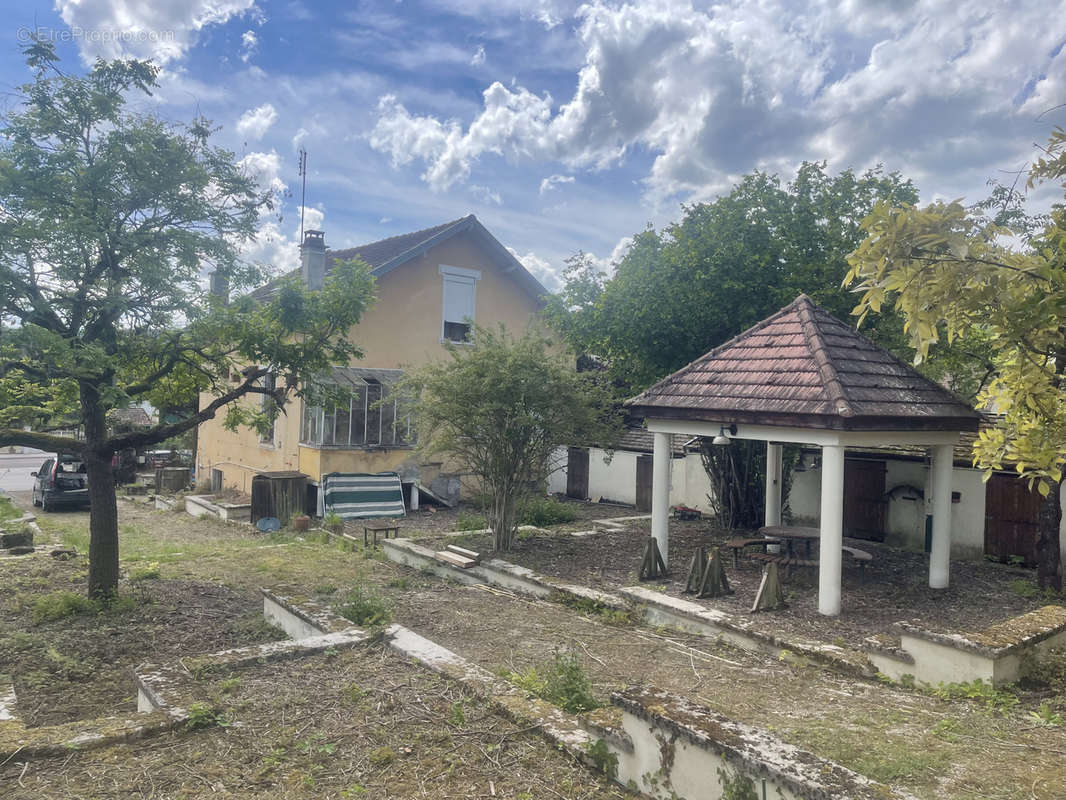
[291,515,310,532]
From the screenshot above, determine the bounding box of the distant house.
[197,215,547,511]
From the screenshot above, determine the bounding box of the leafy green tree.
[400,325,621,551]
[0,43,375,597]
[545,163,986,530]
[847,130,1066,590]
[545,162,925,391]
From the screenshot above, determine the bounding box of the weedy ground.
[2,646,625,800]
[0,497,1064,799]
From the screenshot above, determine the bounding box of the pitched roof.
[249,214,546,302]
[625,294,981,432]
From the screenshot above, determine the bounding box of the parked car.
[31,454,90,511]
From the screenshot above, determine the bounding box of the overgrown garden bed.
[433,518,1056,650]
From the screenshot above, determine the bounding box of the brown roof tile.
[625,294,981,432]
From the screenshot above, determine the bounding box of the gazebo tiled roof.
[625,294,981,432]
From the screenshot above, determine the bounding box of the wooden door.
[566,447,590,500]
[635,455,653,512]
[984,474,1040,565]
[843,459,887,541]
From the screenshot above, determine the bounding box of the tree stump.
[639,537,668,580]
[751,563,786,612]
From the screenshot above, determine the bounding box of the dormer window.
[440,265,480,343]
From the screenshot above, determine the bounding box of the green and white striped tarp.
[322,472,406,519]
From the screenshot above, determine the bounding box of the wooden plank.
[446,544,481,564]
[435,550,477,569]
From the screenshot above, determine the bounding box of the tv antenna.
[298,147,308,243]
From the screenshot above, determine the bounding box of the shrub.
[1020,646,1066,692]
[516,496,577,527]
[454,511,488,531]
[504,651,600,713]
[32,591,93,624]
[930,679,1018,713]
[185,702,228,730]
[335,586,392,628]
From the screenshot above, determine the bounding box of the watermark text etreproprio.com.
[17,26,175,45]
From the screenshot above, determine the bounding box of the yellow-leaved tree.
[847,130,1066,590]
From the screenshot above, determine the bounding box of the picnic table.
[758,525,820,558]
[749,541,873,582]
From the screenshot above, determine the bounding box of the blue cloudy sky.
[2,1,1065,290]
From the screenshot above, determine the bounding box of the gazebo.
[624,294,981,616]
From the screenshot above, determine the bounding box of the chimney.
[209,271,229,305]
[301,230,326,290]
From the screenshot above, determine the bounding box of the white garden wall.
[552,447,715,512]
[788,454,1049,561]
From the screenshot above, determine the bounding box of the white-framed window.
[439,264,480,343]
[300,380,414,448]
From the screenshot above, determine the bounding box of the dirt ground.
[1,647,624,800]
[6,498,1066,799]
[0,553,282,727]
[431,519,1050,648]
[387,567,1066,800]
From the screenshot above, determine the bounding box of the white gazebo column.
[651,431,672,566]
[765,442,783,526]
[929,444,954,589]
[818,444,845,616]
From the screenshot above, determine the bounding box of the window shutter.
[442,276,475,324]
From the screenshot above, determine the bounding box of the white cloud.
[55,0,258,64]
[369,0,1066,205]
[236,103,279,142]
[539,174,574,194]
[242,205,324,271]
[240,30,258,63]
[292,127,309,153]
[239,150,287,195]
[508,247,559,290]
[470,184,502,205]
[471,44,486,66]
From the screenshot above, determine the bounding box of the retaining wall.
[866,605,1066,686]
[264,588,908,799]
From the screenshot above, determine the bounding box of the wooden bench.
[842,545,873,583]
[725,536,781,568]
[750,547,873,581]
[748,551,817,578]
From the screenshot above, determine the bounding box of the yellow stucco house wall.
[196,215,547,508]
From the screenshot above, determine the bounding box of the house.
[196,215,547,511]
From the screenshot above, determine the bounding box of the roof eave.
[625,404,982,433]
[371,215,548,304]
